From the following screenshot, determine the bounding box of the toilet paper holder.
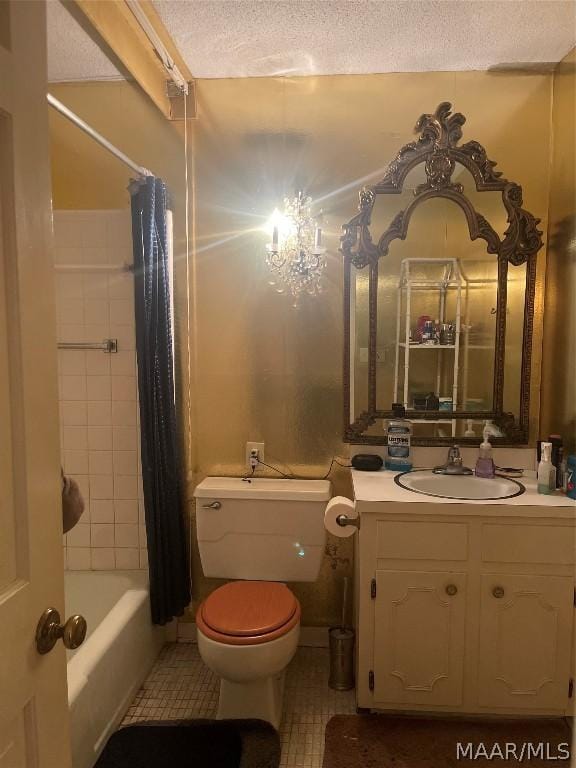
[336,514,360,530]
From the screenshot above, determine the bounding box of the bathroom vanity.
[353,469,576,717]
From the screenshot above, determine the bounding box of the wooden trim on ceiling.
[72,0,196,119]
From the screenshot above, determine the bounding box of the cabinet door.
[373,570,467,707]
[479,574,573,711]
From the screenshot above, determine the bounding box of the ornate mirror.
[341,103,543,445]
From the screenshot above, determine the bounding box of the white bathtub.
[65,571,165,768]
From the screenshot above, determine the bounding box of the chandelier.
[265,191,326,302]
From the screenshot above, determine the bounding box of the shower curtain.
[130,176,190,625]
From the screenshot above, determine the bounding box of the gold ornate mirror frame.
[341,103,543,445]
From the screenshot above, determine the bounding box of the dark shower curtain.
[130,176,190,625]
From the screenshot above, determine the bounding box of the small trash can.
[328,626,355,690]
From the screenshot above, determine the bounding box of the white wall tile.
[115,548,139,569]
[109,325,135,351]
[111,375,136,401]
[83,274,108,299]
[84,299,109,326]
[91,548,115,570]
[60,375,87,401]
[109,299,134,326]
[86,375,111,401]
[91,523,115,548]
[114,475,138,500]
[58,298,84,325]
[87,426,113,450]
[58,324,86,344]
[86,351,111,376]
[67,523,91,548]
[139,549,148,569]
[57,274,84,299]
[108,273,132,299]
[87,401,112,426]
[112,401,137,426]
[57,211,143,572]
[63,426,88,450]
[67,547,91,570]
[113,450,137,475]
[115,524,139,548]
[111,351,136,376]
[89,450,113,475]
[63,449,89,475]
[91,499,114,523]
[113,426,138,451]
[90,475,113,500]
[139,524,147,547]
[62,401,87,426]
[114,500,138,524]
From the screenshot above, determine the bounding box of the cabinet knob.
[492,586,505,599]
[445,584,458,596]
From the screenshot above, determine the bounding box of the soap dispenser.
[475,427,495,478]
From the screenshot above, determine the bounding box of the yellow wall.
[51,70,554,627]
[541,49,576,451]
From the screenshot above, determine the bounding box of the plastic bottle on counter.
[384,403,413,472]
[537,442,556,495]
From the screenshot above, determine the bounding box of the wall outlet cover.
[246,441,265,468]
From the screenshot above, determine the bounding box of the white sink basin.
[395,470,525,500]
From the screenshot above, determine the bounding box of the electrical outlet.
[246,442,265,470]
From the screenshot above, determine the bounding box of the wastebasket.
[328,626,355,690]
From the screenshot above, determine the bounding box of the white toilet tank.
[194,477,331,581]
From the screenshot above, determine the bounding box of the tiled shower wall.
[54,210,147,571]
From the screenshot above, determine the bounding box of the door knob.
[492,586,505,599]
[445,584,458,596]
[36,607,87,654]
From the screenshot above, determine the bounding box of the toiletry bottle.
[464,419,476,438]
[475,428,495,478]
[537,442,556,495]
[549,435,563,488]
[385,403,413,471]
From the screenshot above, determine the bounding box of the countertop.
[352,468,576,516]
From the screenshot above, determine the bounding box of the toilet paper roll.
[324,496,358,538]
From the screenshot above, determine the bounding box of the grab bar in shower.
[58,339,118,353]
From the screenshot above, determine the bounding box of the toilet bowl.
[193,477,331,727]
[196,581,301,728]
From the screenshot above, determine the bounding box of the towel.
[62,469,85,533]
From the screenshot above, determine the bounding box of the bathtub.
[65,571,165,768]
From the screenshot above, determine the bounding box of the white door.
[478,574,573,712]
[373,570,467,707]
[0,2,72,765]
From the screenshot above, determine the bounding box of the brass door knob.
[36,608,87,654]
[445,584,458,596]
[492,586,505,599]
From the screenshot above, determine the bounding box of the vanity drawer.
[481,524,575,565]
[376,521,468,561]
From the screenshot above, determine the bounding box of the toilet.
[194,477,331,727]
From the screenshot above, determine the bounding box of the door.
[478,574,573,712]
[373,570,467,707]
[0,2,72,766]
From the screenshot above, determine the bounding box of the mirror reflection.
[342,103,543,445]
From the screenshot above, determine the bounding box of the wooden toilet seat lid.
[197,581,300,645]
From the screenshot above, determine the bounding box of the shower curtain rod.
[47,93,153,178]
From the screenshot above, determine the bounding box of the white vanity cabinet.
[353,473,576,717]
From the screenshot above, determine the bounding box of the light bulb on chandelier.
[265,191,326,305]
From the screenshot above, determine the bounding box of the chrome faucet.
[433,445,473,475]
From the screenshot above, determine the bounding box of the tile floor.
[122,642,356,767]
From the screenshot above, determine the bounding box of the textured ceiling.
[47,0,124,82]
[153,0,576,77]
[47,0,576,82]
